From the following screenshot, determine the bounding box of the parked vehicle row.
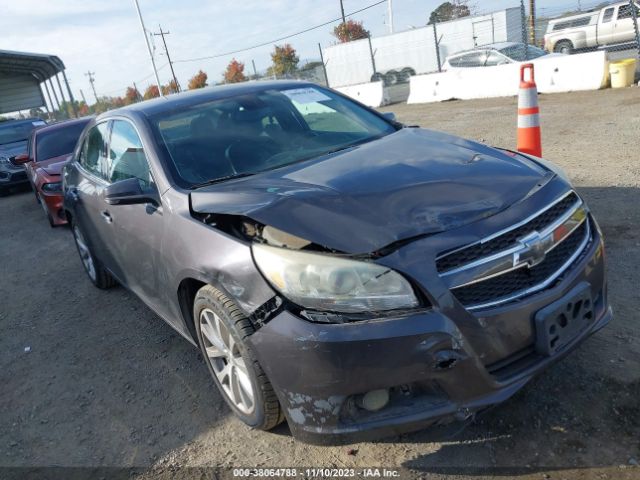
[14,117,92,226]
[43,81,610,445]
[544,1,640,54]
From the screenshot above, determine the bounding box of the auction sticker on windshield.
[281,87,331,104]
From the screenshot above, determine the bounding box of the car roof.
[446,42,522,59]
[34,116,93,135]
[0,117,42,127]
[99,80,316,120]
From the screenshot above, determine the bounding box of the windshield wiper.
[190,172,255,189]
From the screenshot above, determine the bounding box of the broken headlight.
[252,244,419,313]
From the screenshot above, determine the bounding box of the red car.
[14,117,91,226]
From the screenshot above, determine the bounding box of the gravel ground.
[0,86,639,480]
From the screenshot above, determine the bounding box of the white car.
[442,42,560,70]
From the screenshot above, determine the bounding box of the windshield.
[0,120,45,146]
[36,121,88,162]
[150,86,396,188]
[499,44,547,61]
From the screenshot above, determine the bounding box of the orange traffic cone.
[517,63,542,158]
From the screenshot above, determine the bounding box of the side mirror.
[12,153,31,165]
[104,177,159,206]
[382,112,397,122]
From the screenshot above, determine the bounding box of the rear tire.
[194,285,284,431]
[384,71,399,86]
[554,40,573,55]
[71,219,116,289]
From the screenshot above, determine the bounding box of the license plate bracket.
[534,282,594,356]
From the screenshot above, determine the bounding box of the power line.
[173,0,388,64]
[100,62,169,96]
[153,24,181,92]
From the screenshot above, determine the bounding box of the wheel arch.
[177,277,207,344]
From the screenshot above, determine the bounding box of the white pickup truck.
[544,1,640,54]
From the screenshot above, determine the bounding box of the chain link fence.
[308,0,639,98]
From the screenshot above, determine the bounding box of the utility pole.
[529,0,536,46]
[85,71,98,103]
[339,0,346,24]
[387,0,394,34]
[318,43,329,87]
[153,24,180,92]
[133,82,143,101]
[433,17,442,72]
[79,89,87,105]
[251,60,258,79]
[132,0,163,96]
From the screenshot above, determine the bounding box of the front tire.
[71,219,116,289]
[194,285,283,430]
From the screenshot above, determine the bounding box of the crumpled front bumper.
[248,232,611,445]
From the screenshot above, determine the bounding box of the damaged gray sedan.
[63,81,611,444]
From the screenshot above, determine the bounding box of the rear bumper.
[248,232,610,445]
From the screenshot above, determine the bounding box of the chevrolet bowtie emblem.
[515,231,555,268]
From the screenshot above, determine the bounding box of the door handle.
[100,210,113,224]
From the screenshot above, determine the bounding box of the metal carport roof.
[0,49,72,115]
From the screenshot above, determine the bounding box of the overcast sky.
[1,0,589,104]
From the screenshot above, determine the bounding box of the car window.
[108,120,152,187]
[35,121,88,162]
[485,51,508,66]
[602,7,614,23]
[455,52,487,67]
[499,44,547,61]
[79,122,109,180]
[0,120,44,146]
[290,98,369,134]
[151,86,396,188]
[618,4,640,19]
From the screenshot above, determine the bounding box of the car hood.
[0,140,27,159]
[190,128,551,254]
[39,154,71,176]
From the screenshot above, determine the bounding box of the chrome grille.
[451,221,589,307]
[437,192,579,273]
[437,191,592,310]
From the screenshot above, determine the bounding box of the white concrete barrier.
[335,81,389,108]
[408,51,610,104]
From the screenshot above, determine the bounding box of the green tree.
[428,0,471,24]
[269,44,299,78]
[332,20,370,43]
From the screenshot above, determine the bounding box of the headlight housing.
[0,156,10,166]
[252,243,419,313]
[42,181,62,193]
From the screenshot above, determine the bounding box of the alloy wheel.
[73,226,96,282]
[199,308,255,414]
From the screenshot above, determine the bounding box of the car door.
[70,121,120,273]
[613,3,640,43]
[103,119,167,315]
[597,7,616,45]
